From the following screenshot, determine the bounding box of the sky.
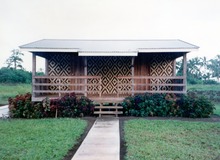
[0,0,220,71]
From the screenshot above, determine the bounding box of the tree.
[176,55,220,84]
[6,49,24,70]
[207,55,220,81]
[187,57,203,79]
[176,57,206,84]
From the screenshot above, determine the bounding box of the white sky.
[0,0,220,71]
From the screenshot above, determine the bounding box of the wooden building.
[20,39,198,103]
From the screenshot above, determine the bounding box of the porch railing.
[33,76,102,99]
[32,75,186,101]
[117,76,186,97]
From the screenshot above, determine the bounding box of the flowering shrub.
[8,92,95,118]
[8,93,43,118]
[122,93,215,118]
[55,93,94,117]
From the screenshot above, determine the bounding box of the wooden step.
[95,106,123,109]
[94,111,123,114]
[91,97,124,103]
[94,111,123,117]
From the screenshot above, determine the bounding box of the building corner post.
[131,57,135,96]
[84,57,87,97]
[32,53,36,99]
[183,53,187,94]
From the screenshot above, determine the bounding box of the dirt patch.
[63,116,96,160]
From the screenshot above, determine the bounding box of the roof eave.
[78,51,138,56]
[19,48,79,53]
[138,48,198,53]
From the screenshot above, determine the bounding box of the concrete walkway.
[0,105,9,118]
[72,117,120,160]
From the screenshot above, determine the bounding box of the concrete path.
[0,105,9,118]
[72,117,120,160]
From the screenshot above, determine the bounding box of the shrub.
[54,93,94,117]
[203,79,219,85]
[122,93,177,117]
[176,94,215,118]
[8,92,95,118]
[122,93,215,118]
[0,67,31,83]
[8,93,43,118]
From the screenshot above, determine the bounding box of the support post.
[173,59,176,76]
[58,78,61,97]
[45,58,49,93]
[84,57,87,97]
[183,53,187,93]
[45,58,49,76]
[32,53,36,99]
[131,57,135,96]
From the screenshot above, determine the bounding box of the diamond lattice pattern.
[150,54,174,91]
[87,57,132,95]
[48,53,71,91]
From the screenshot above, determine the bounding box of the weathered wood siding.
[134,53,177,91]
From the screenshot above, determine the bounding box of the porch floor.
[32,94,125,103]
[71,117,120,160]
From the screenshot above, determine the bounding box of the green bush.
[8,92,95,118]
[0,67,31,83]
[177,94,215,118]
[122,93,178,117]
[203,79,219,85]
[122,93,215,118]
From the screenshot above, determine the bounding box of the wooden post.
[99,78,102,97]
[45,59,49,76]
[183,53,187,93]
[84,57,87,97]
[58,78,61,97]
[131,57,135,96]
[45,58,49,93]
[173,59,176,76]
[157,78,160,91]
[32,53,36,98]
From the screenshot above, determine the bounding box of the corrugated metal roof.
[20,39,199,54]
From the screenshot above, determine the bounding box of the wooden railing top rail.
[33,83,101,86]
[117,76,185,79]
[118,90,185,94]
[119,83,185,86]
[34,76,101,79]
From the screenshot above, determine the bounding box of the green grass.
[214,103,220,115]
[0,118,87,160]
[188,84,220,91]
[124,119,220,160]
[0,83,31,105]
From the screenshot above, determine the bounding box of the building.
[20,39,198,104]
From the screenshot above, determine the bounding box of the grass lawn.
[0,118,87,160]
[0,83,31,105]
[124,119,220,160]
[188,84,220,91]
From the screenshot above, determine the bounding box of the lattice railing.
[117,76,186,96]
[33,76,102,99]
[32,75,186,101]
